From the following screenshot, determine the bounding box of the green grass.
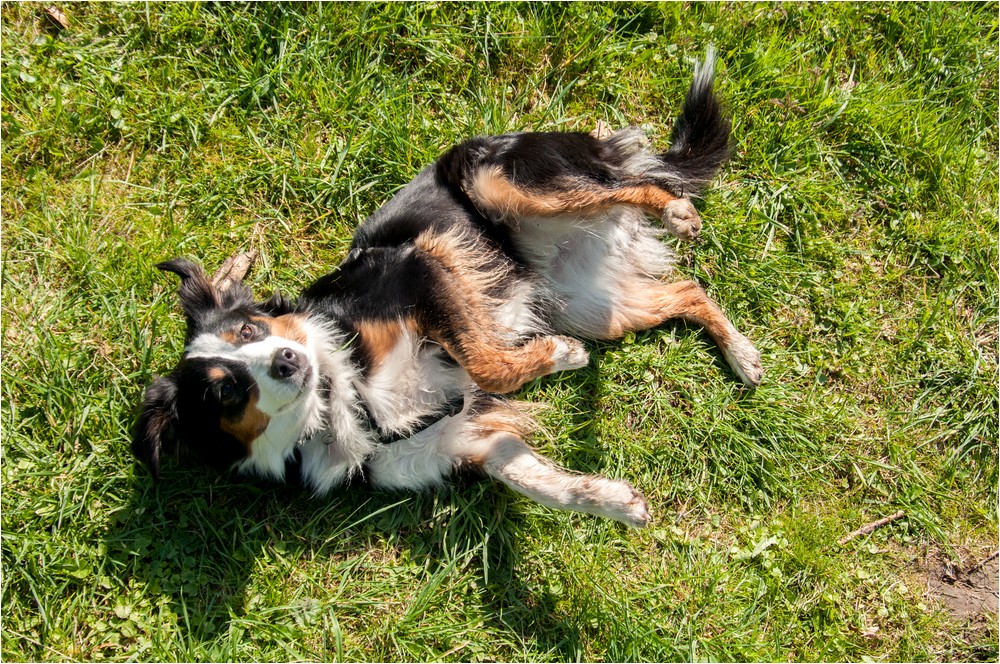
[2,2,997,661]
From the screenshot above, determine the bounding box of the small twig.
[43,6,69,31]
[838,510,905,546]
[965,550,999,577]
[590,120,613,140]
[439,641,469,660]
[211,250,258,292]
[124,150,136,187]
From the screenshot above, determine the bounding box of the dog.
[132,50,761,528]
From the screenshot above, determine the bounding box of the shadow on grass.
[103,324,756,658]
[104,461,583,658]
[106,326,780,659]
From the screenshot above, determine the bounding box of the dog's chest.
[353,326,471,436]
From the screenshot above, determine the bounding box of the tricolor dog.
[132,51,761,527]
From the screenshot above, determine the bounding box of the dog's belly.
[511,207,676,338]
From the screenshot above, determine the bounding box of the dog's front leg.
[365,402,650,528]
[473,432,651,528]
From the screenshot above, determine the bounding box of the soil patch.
[926,553,999,619]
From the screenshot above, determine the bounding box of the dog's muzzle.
[270,347,308,381]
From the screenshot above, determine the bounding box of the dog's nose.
[270,347,305,380]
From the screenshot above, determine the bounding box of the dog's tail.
[601,47,730,197]
[437,48,729,202]
[659,46,731,194]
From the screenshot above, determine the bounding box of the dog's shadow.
[105,464,582,658]
[108,323,751,657]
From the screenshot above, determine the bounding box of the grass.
[1,2,997,661]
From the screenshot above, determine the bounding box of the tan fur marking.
[207,366,228,382]
[262,314,309,346]
[414,226,507,308]
[218,329,239,344]
[469,166,680,221]
[598,278,735,346]
[219,390,270,451]
[416,226,592,392]
[355,318,412,368]
[456,337,559,394]
[471,400,537,437]
[464,400,538,469]
[461,454,488,469]
[415,226,577,393]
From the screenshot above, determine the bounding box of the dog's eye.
[219,380,239,403]
[239,324,255,342]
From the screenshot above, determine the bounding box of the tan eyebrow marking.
[216,314,309,347]
[207,366,228,382]
[261,314,309,346]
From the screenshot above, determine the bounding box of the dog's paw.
[604,481,651,528]
[551,336,589,372]
[723,332,763,387]
[662,198,703,240]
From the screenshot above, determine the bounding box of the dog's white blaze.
[186,333,312,411]
[186,331,322,479]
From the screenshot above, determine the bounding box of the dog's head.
[133,259,322,480]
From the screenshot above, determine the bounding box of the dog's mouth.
[272,364,315,415]
[294,364,314,397]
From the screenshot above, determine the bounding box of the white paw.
[551,336,589,372]
[599,479,652,528]
[662,198,703,240]
[723,332,763,387]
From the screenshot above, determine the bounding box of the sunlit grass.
[2,3,997,661]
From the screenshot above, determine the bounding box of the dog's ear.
[132,376,179,479]
[156,259,220,329]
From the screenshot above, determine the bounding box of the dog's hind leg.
[597,278,762,386]
[458,185,762,386]
[413,227,589,394]
[450,161,762,386]
[365,396,651,528]
[467,157,705,241]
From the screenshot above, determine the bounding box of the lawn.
[2,2,997,661]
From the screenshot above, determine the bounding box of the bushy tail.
[660,47,731,194]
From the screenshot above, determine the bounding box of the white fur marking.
[354,323,471,437]
[510,208,675,339]
[722,329,763,387]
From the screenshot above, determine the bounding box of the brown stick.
[965,550,1000,577]
[211,250,258,293]
[838,510,905,545]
